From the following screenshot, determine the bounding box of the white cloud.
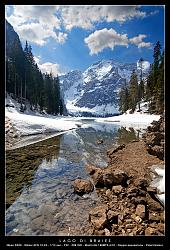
[39,62,62,76]
[6,5,67,46]
[6,5,155,47]
[8,5,60,28]
[59,5,147,31]
[34,56,63,76]
[129,34,146,44]
[85,29,152,54]
[138,41,152,48]
[84,28,129,55]
[55,32,68,44]
[129,34,152,48]
[15,23,55,46]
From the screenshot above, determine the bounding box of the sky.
[5,5,164,76]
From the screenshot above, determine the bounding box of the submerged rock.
[85,164,99,175]
[97,139,104,144]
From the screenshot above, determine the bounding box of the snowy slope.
[60,59,150,117]
[95,100,160,130]
[5,94,82,136]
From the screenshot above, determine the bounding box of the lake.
[6,120,142,236]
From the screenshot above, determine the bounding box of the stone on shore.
[73,179,94,195]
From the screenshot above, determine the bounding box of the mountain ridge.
[60,59,150,117]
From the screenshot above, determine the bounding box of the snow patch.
[150,165,165,206]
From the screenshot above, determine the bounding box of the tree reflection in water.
[6,135,62,209]
[116,126,140,144]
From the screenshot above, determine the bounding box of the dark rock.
[112,169,128,186]
[92,169,104,187]
[107,210,119,224]
[132,197,147,205]
[103,169,115,187]
[73,179,94,195]
[147,196,164,211]
[134,178,148,190]
[147,145,164,160]
[143,116,164,160]
[138,190,147,196]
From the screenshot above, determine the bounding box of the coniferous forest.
[119,41,164,115]
[6,20,63,115]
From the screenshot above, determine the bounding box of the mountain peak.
[60,59,150,117]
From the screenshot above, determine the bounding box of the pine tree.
[156,51,164,113]
[119,80,129,113]
[147,41,163,114]
[128,70,138,112]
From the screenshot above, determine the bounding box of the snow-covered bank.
[6,110,82,136]
[5,94,160,137]
[95,112,160,130]
[5,94,82,136]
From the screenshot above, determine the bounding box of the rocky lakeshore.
[5,116,20,150]
[74,116,165,236]
[6,114,165,236]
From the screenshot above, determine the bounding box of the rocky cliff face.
[6,19,23,58]
[60,59,150,117]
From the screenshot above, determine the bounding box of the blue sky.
[5,5,164,75]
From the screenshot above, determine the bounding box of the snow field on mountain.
[60,59,150,116]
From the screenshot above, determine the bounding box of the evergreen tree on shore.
[119,41,164,115]
[128,70,138,112]
[6,39,63,115]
